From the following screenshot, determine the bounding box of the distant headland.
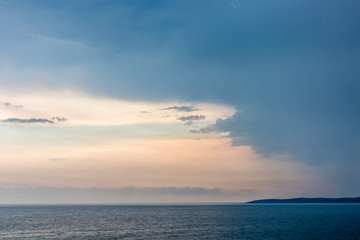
[247,197,360,204]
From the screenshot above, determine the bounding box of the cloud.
[2,118,55,124]
[162,106,201,112]
[190,124,217,134]
[213,105,360,165]
[1,116,68,124]
[1,102,23,108]
[52,116,67,122]
[0,90,231,126]
[177,115,205,125]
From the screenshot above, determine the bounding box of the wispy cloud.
[1,102,23,108]
[1,116,67,124]
[26,31,107,56]
[2,118,55,124]
[190,124,217,134]
[52,116,67,122]
[0,90,234,126]
[162,106,201,112]
[177,115,205,125]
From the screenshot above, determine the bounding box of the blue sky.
[0,0,359,203]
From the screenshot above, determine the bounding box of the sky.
[0,0,359,204]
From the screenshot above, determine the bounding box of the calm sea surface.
[1,204,360,239]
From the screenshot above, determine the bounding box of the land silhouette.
[247,197,360,204]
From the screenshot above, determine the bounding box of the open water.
[0,204,360,239]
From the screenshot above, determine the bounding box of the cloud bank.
[0,186,256,204]
[1,0,358,166]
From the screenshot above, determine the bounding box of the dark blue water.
[1,204,360,239]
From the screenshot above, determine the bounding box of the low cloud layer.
[0,186,256,204]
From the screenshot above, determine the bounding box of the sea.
[1,204,360,239]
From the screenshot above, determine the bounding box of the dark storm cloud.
[1,0,360,168]
[168,0,359,166]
